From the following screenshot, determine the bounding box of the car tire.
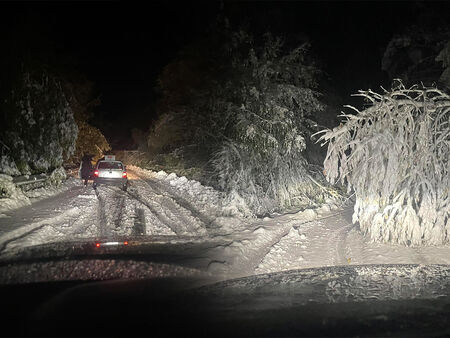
[93,183,97,189]
[122,184,127,192]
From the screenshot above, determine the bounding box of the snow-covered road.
[1,165,449,282]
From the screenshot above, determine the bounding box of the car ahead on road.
[93,155,128,191]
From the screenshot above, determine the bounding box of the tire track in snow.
[127,179,205,235]
[109,187,126,229]
[210,209,353,279]
[94,187,108,238]
[129,168,214,230]
[91,181,175,236]
[329,224,355,265]
[254,208,355,274]
[0,179,186,253]
[95,185,146,238]
[0,223,48,253]
[322,208,355,266]
[0,206,91,252]
[133,207,146,236]
[125,186,188,235]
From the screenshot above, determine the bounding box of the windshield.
[98,161,123,170]
[0,3,449,336]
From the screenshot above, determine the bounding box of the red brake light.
[94,169,99,177]
[95,242,101,248]
[122,171,127,178]
[124,241,128,245]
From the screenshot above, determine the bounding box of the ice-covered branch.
[318,82,450,246]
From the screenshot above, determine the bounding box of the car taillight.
[94,170,99,177]
[122,171,127,178]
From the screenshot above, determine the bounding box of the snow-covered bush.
[1,70,78,175]
[317,81,449,245]
[46,167,67,187]
[0,154,21,176]
[0,174,30,213]
[150,21,341,215]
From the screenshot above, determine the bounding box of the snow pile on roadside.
[25,168,81,200]
[0,155,21,176]
[254,226,307,274]
[0,174,31,214]
[0,169,82,215]
[27,177,81,199]
[128,166,252,232]
[155,169,223,211]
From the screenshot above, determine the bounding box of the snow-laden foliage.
[150,22,341,215]
[436,40,450,88]
[0,174,30,213]
[46,167,67,187]
[317,82,449,245]
[147,113,185,155]
[1,70,78,175]
[382,23,450,88]
[69,120,111,164]
[0,152,20,176]
[63,75,110,164]
[211,32,339,215]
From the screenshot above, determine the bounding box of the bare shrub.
[317,81,449,246]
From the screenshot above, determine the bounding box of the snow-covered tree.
[212,31,337,215]
[318,81,449,246]
[150,20,340,215]
[1,69,78,175]
[153,33,229,157]
[436,40,450,89]
[382,20,450,89]
[63,77,110,164]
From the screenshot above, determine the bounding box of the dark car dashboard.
[1,261,450,337]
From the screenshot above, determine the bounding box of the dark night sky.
[2,1,449,148]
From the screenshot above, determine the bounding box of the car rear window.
[98,161,123,170]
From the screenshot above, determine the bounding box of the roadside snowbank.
[0,169,82,216]
[127,166,254,232]
[0,174,30,215]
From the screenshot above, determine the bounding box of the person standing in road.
[79,154,93,186]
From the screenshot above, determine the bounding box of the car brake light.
[95,242,101,248]
[94,170,99,177]
[122,172,127,178]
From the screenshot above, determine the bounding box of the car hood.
[3,263,449,337]
[0,236,221,285]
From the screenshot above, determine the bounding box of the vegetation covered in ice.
[1,70,78,175]
[210,31,338,215]
[382,21,450,89]
[318,81,449,245]
[63,78,111,164]
[147,21,341,215]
